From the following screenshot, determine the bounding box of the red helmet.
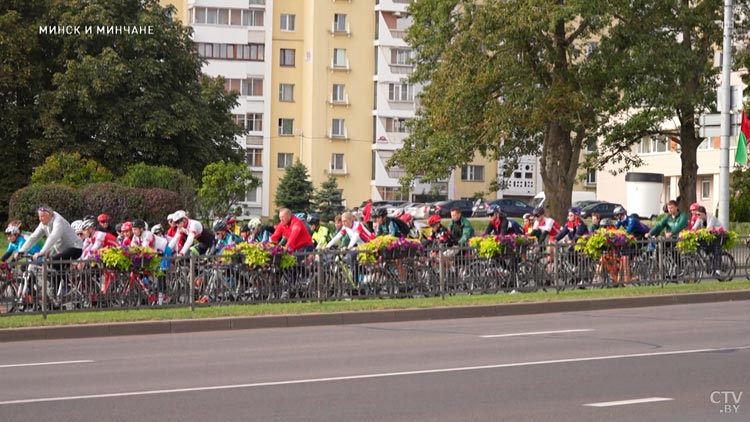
[399,213,413,224]
[97,214,110,223]
[689,202,700,211]
[427,215,441,226]
[121,221,133,232]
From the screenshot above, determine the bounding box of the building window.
[461,165,484,182]
[331,153,345,171]
[248,44,264,61]
[388,83,413,102]
[390,48,412,65]
[196,43,264,61]
[586,169,597,185]
[331,119,346,137]
[637,135,668,154]
[701,178,711,200]
[245,186,259,203]
[278,118,294,136]
[280,14,295,31]
[277,153,294,169]
[377,186,407,201]
[190,7,264,27]
[243,9,264,26]
[385,117,408,133]
[223,78,262,96]
[280,49,295,66]
[279,84,294,102]
[246,148,262,167]
[232,113,263,132]
[332,84,345,102]
[333,48,347,68]
[333,14,347,33]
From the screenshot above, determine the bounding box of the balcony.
[388,64,414,75]
[328,132,350,141]
[327,163,349,175]
[326,94,350,107]
[328,62,351,72]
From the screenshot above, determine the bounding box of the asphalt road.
[1,302,748,422]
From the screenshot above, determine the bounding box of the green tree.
[312,176,345,223]
[197,161,260,219]
[2,0,244,186]
[392,0,618,220]
[119,162,197,211]
[275,160,314,213]
[30,152,113,187]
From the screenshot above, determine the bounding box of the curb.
[1,290,749,343]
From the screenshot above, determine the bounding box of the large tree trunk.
[540,121,579,222]
[677,116,699,213]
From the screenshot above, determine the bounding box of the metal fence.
[1,237,748,316]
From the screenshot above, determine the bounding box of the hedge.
[9,183,186,228]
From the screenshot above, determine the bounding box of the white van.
[531,191,597,209]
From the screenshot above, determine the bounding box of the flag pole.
[719,0,733,227]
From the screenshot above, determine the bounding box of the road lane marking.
[0,360,93,369]
[585,397,673,407]
[480,329,594,338]
[0,346,747,406]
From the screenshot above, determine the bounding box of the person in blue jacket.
[2,224,41,262]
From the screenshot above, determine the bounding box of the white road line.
[585,397,674,407]
[480,329,594,338]
[0,360,93,369]
[0,346,747,406]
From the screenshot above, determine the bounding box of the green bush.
[730,195,750,223]
[119,163,196,211]
[8,184,85,228]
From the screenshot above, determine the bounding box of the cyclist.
[423,215,456,248]
[556,207,589,243]
[589,212,603,232]
[225,215,238,236]
[97,214,118,236]
[270,208,314,254]
[687,202,701,231]
[329,214,350,248]
[522,213,534,235]
[213,219,242,254]
[169,210,215,256]
[130,219,156,249]
[613,206,650,240]
[399,213,423,240]
[530,207,560,244]
[374,208,410,238]
[120,221,134,247]
[247,218,272,243]
[646,199,687,240]
[449,207,475,247]
[690,206,723,230]
[3,224,41,262]
[325,211,374,249]
[19,206,82,261]
[484,205,523,236]
[307,214,331,249]
[80,219,120,260]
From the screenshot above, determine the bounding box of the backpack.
[392,217,411,238]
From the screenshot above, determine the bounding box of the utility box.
[625,172,664,220]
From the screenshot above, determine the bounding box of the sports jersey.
[2,235,41,261]
[81,231,120,260]
[326,221,374,249]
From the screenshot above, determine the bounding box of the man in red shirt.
[270,208,314,253]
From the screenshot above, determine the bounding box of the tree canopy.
[312,176,345,223]
[275,160,314,213]
[197,161,260,219]
[30,152,113,186]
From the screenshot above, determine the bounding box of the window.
[333,48,347,68]
[331,153,345,171]
[388,83,413,102]
[243,9,264,26]
[279,84,294,102]
[461,165,484,182]
[701,178,711,200]
[586,169,597,185]
[390,48,412,65]
[386,118,408,133]
[246,148,262,167]
[278,118,294,136]
[199,43,265,61]
[280,14,295,31]
[332,84,345,102]
[277,153,294,169]
[248,43,264,61]
[637,135,668,154]
[333,14,347,33]
[246,113,262,132]
[280,49,295,66]
[218,9,229,25]
[377,186,407,201]
[331,119,346,137]
[245,186,259,203]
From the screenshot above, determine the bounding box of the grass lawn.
[1,279,749,329]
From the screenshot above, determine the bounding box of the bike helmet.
[427,215,442,226]
[132,219,146,229]
[97,213,110,223]
[151,224,164,235]
[121,221,133,232]
[613,206,626,216]
[392,208,405,218]
[399,213,414,224]
[568,207,581,215]
[294,212,306,220]
[374,207,388,218]
[81,219,98,231]
[4,225,20,235]
[532,207,545,217]
[225,215,237,225]
[522,213,532,220]
[487,204,502,215]
[306,213,320,225]
[239,223,250,233]
[171,210,187,222]
[689,202,700,211]
[212,219,228,232]
[248,218,261,230]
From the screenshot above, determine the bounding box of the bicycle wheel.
[715,252,736,282]
[0,280,19,313]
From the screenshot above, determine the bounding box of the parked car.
[428,199,474,218]
[371,200,406,217]
[579,201,624,220]
[388,201,416,217]
[572,199,602,209]
[405,203,430,219]
[482,198,534,218]
[472,199,488,217]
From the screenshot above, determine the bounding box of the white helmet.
[80,219,98,231]
[70,220,84,234]
[248,218,262,229]
[4,225,20,235]
[171,210,188,222]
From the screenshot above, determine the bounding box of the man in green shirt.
[449,207,475,246]
[646,199,688,239]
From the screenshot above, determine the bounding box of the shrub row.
[9,183,185,229]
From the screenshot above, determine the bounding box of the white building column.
[669,176,680,202]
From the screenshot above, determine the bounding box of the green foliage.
[730,168,750,222]
[30,152,113,187]
[97,247,133,271]
[677,228,738,254]
[8,184,84,229]
[574,229,635,260]
[275,160,314,213]
[118,163,196,211]
[222,243,295,269]
[312,176,345,223]
[197,161,260,219]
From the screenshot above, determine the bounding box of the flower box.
[468,234,536,258]
[575,229,636,260]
